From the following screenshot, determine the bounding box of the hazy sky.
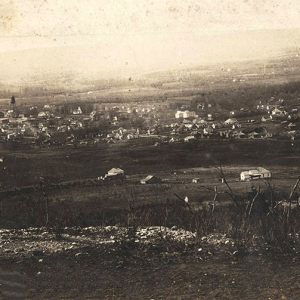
[1,0,300,80]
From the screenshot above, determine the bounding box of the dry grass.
[0,171,299,253]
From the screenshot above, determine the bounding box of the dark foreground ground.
[0,227,299,299]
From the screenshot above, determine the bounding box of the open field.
[0,138,299,188]
[0,138,299,228]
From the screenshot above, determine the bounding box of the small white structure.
[240,167,271,181]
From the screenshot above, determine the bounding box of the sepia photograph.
[0,0,300,299]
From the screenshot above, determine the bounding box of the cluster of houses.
[166,116,272,142]
[0,95,298,147]
[169,99,300,143]
[0,101,162,146]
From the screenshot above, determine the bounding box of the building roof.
[141,175,162,184]
[107,168,124,176]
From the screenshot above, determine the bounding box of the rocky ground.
[0,226,299,299]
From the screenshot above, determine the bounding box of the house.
[271,108,286,117]
[169,137,180,143]
[37,111,49,118]
[5,110,18,118]
[102,168,125,181]
[73,107,83,115]
[184,123,197,130]
[207,114,213,121]
[175,110,198,119]
[198,119,208,126]
[232,131,246,139]
[240,167,271,181]
[242,127,270,139]
[203,127,213,135]
[140,175,162,184]
[107,168,124,176]
[224,118,238,125]
[184,135,196,142]
[288,123,296,129]
[0,118,9,124]
[261,116,272,122]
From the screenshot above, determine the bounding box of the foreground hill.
[0,225,299,299]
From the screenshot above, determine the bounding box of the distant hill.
[1,49,300,103]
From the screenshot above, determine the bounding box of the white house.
[37,111,48,118]
[107,168,125,176]
[271,108,286,117]
[240,167,271,181]
[101,168,125,181]
[224,118,238,125]
[73,107,83,115]
[207,114,213,121]
[184,135,196,142]
[175,110,198,119]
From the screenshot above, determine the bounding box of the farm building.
[240,167,271,181]
[140,175,162,184]
[101,168,125,181]
[107,168,125,177]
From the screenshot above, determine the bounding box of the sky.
[0,0,300,81]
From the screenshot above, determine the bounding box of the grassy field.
[0,138,299,188]
[0,138,299,228]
